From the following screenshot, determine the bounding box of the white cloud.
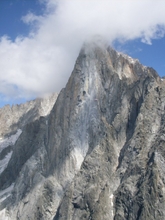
[0,0,165,101]
[21,12,43,25]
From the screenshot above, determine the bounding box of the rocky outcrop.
[0,40,165,220]
[0,93,58,218]
[0,93,58,138]
[0,93,57,179]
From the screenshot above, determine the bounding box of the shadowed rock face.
[0,93,58,138]
[0,40,165,220]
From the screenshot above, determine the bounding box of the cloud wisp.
[0,0,165,100]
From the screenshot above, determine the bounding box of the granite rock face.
[0,40,165,220]
[0,93,58,138]
[0,93,58,218]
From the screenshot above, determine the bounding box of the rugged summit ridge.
[0,41,165,220]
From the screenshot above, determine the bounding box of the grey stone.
[0,40,165,220]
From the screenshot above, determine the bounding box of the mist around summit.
[0,0,165,102]
[0,38,165,219]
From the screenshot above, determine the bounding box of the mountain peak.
[77,39,159,84]
[0,41,164,220]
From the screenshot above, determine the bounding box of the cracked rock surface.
[0,40,165,220]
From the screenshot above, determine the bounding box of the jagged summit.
[0,41,165,220]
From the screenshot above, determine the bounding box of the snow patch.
[0,152,13,174]
[110,194,114,217]
[118,52,139,64]
[0,129,22,174]
[0,129,22,153]
[0,183,14,219]
[0,183,14,203]
[0,209,9,220]
[71,148,84,170]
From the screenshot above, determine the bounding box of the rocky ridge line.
[0,41,165,220]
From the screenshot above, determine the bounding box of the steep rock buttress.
[0,40,165,220]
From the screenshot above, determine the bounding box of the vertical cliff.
[0,40,165,220]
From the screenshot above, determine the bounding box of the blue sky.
[0,0,165,107]
[114,37,165,77]
[0,0,46,107]
[0,0,44,40]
